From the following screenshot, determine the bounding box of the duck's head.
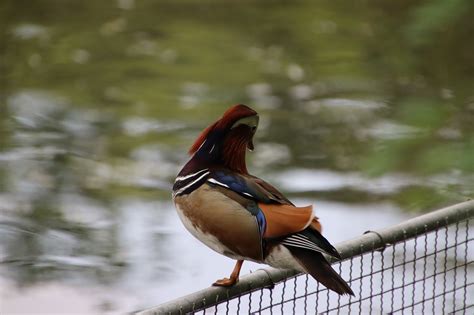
[188,104,259,174]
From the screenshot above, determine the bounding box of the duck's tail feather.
[288,246,354,296]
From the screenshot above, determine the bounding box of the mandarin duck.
[172,104,354,295]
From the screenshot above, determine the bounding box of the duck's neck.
[179,131,248,176]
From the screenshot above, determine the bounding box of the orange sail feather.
[258,203,314,238]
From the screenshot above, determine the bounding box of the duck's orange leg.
[213,260,243,287]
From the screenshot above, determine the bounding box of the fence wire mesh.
[197,219,472,314]
[140,201,474,315]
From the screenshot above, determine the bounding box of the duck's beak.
[248,139,254,151]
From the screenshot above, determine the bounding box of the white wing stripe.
[282,241,321,253]
[174,171,210,196]
[290,234,312,242]
[282,235,324,253]
[282,240,324,253]
[207,179,255,198]
[207,178,230,188]
[283,237,320,249]
[175,169,209,183]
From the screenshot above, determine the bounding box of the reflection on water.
[1,0,473,313]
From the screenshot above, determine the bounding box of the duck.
[172,104,354,295]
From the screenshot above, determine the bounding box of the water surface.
[1,0,473,313]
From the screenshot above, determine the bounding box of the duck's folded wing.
[207,170,324,245]
[258,203,339,259]
[249,175,294,205]
[281,228,341,259]
[208,170,293,205]
[258,203,313,238]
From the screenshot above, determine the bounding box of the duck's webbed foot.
[212,260,243,287]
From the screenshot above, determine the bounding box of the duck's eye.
[251,126,257,132]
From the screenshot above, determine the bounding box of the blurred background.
[1,0,473,313]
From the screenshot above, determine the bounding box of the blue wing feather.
[208,170,263,200]
[256,210,267,237]
[207,169,293,206]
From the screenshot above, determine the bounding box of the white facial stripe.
[175,169,209,183]
[174,171,210,196]
[231,115,259,129]
[207,178,230,188]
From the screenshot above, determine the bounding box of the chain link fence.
[138,200,474,314]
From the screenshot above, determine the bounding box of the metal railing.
[138,200,474,314]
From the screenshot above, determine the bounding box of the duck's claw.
[212,260,243,287]
[213,277,238,287]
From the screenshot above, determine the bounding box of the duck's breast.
[174,183,263,262]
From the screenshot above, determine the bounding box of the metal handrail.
[136,199,474,315]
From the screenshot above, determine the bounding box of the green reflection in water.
[0,0,473,311]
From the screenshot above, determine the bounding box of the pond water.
[1,0,473,313]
